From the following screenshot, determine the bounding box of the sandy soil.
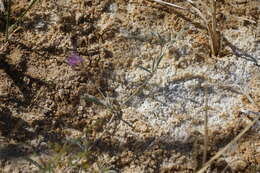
[0,0,259,172]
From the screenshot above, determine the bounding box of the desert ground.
[0,0,259,172]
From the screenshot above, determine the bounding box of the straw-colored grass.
[149,0,221,57]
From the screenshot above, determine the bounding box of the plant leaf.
[137,65,152,74]
[155,53,164,70]
[24,157,44,170]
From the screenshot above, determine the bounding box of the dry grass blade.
[186,0,208,26]
[211,0,216,35]
[231,15,256,24]
[197,86,260,173]
[191,5,207,27]
[202,87,209,164]
[188,0,220,56]
[209,0,221,57]
[150,0,187,10]
[152,0,221,57]
[197,116,258,173]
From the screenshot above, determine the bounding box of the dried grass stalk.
[150,0,222,57]
[197,116,258,173]
[208,0,221,56]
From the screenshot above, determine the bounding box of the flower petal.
[67,53,83,66]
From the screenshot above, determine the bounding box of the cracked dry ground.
[0,0,259,173]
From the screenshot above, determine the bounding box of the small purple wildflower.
[67,52,83,66]
[67,37,83,66]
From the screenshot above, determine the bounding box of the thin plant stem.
[211,0,216,37]
[210,0,219,56]
[150,0,187,10]
[152,0,222,57]
[197,116,259,173]
[197,87,260,173]
[203,87,209,164]
[5,0,11,41]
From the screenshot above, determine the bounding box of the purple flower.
[67,36,83,66]
[67,52,83,66]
